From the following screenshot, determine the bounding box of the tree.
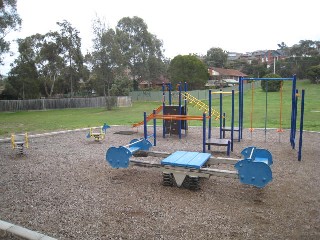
[0,0,21,66]
[205,47,227,68]
[261,73,282,92]
[109,74,133,96]
[116,16,165,90]
[3,34,41,99]
[168,55,208,90]
[277,42,290,59]
[89,16,123,96]
[56,20,84,96]
[36,32,65,97]
[306,65,320,84]
[7,28,83,98]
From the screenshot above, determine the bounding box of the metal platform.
[161,151,211,169]
[205,138,231,155]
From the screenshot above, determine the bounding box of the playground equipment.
[181,92,220,119]
[132,77,305,160]
[134,83,234,155]
[132,106,163,128]
[239,76,305,160]
[105,138,273,189]
[86,123,110,141]
[135,82,218,138]
[11,133,29,154]
[207,89,239,154]
[142,110,231,155]
[106,138,153,168]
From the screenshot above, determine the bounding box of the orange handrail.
[132,106,163,128]
[153,114,210,121]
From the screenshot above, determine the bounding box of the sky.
[1,0,320,75]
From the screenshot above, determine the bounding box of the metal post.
[184,82,188,135]
[231,90,234,152]
[178,83,182,139]
[292,89,299,149]
[239,77,243,140]
[219,90,223,139]
[163,99,166,138]
[168,83,172,105]
[162,83,166,138]
[298,90,305,161]
[208,90,212,141]
[203,113,206,153]
[153,110,157,146]
[264,80,268,142]
[291,75,297,147]
[144,112,147,139]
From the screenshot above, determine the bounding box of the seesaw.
[106,138,273,189]
[11,132,29,155]
[86,123,110,141]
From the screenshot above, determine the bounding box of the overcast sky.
[1,0,319,75]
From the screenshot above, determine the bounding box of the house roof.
[210,67,247,77]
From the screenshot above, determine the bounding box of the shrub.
[261,73,283,92]
[105,96,117,110]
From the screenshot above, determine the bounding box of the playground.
[0,125,319,239]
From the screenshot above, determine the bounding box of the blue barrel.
[235,146,273,188]
[106,138,152,168]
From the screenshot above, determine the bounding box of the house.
[138,75,170,89]
[206,67,248,88]
[208,67,247,81]
[227,52,242,61]
[251,50,286,65]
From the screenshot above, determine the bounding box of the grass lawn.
[0,80,319,137]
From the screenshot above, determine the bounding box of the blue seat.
[161,151,211,169]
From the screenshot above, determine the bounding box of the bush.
[261,73,283,92]
[306,65,320,84]
[105,96,117,110]
[109,75,133,96]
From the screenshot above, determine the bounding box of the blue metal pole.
[231,90,234,152]
[169,83,172,105]
[162,83,166,138]
[264,80,268,142]
[178,83,182,139]
[291,75,297,146]
[162,83,165,101]
[219,90,223,139]
[223,113,226,138]
[208,89,212,141]
[298,89,305,161]
[238,82,241,142]
[203,113,206,153]
[184,82,188,134]
[238,78,241,139]
[153,109,156,146]
[143,112,147,139]
[293,89,299,149]
[239,77,243,140]
[163,99,166,138]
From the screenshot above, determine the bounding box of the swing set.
[239,75,305,161]
[247,80,284,140]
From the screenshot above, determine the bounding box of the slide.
[132,105,163,128]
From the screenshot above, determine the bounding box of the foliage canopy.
[261,73,283,92]
[168,55,208,90]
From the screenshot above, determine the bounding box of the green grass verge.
[0,80,319,137]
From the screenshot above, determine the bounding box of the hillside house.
[206,67,248,88]
[208,67,247,81]
[138,75,169,89]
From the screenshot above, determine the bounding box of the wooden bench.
[205,138,231,156]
